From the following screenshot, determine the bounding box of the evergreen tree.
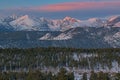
[67,72,74,80]
[57,68,67,80]
[90,71,97,80]
[115,73,120,80]
[82,72,87,80]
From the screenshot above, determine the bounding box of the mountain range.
[0,15,120,48]
[0,15,120,31]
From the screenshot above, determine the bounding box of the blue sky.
[0,0,119,9]
[0,0,120,19]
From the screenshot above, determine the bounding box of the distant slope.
[0,27,120,48]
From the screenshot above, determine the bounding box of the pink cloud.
[30,2,120,12]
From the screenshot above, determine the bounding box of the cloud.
[30,2,120,12]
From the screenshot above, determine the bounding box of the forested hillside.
[0,48,119,80]
[0,48,120,72]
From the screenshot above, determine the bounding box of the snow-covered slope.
[39,33,54,40]
[113,22,120,27]
[49,17,81,31]
[39,32,73,40]
[10,15,37,31]
[107,15,120,27]
[53,33,72,40]
[10,15,52,31]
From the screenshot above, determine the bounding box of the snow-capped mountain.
[9,15,51,31]
[60,17,81,31]
[0,15,120,32]
[10,15,36,31]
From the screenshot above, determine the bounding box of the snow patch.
[39,33,53,40]
[53,33,72,40]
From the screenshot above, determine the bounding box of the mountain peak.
[63,16,78,22]
[19,15,29,20]
[63,16,73,21]
[9,15,35,31]
[12,15,32,24]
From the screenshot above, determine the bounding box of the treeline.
[0,47,119,72]
[1,47,120,56]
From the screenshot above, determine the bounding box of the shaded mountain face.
[0,15,120,31]
[0,27,120,48]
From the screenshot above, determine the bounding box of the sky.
[0,0,120,19]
